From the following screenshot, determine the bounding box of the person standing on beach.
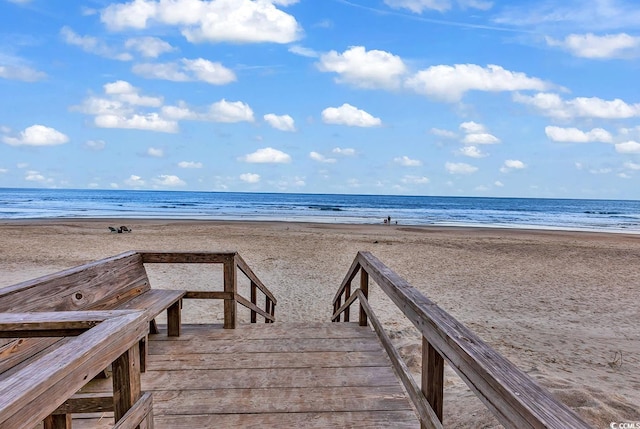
[387,215,391,225]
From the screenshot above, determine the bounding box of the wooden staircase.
[74,322,420,428]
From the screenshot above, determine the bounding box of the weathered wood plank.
[151,323,376,340]
[72,410,420,429]
[139,366,399,391]
[140,252,234,264]
[422,336,444,424]
[223,259,236,329]
[113,392,153,429]
[331,289,359,322]
[235,295,274,322]
[234,253,277,304]
[0,337,62,375]
[148,336,383,354]
[0,252,149,313]
[53,393,114,414]
[150,385,412,415]
[43,413,71,429]
[146,350,392,371]
[112,343,142,423]
[183,291,231,300]
[0,310,138,337]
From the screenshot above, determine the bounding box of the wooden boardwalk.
[74,322,420,428]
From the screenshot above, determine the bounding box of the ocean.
[1,188,639,233]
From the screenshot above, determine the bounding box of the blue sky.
[1,0,640,199]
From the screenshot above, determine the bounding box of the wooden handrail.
[0,310,151,428]
[333,251,591,429]
[139,251,276,328]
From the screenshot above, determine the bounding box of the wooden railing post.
[250,281,257,323]
[112,344,142,427]
[422,336,444,424]
[344,281,351,322]
[43,414,71,429]
[223,256,237,329]
[359,269,369,327]
[265,296,271,323]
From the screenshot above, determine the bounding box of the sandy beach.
[1,219,639,427]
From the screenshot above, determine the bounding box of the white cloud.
[25,170,52,183]
[147,147,164,157]
[125,36,175,58]
[457,145,487,158]
[462,133,500,144]
[104,80,163,106]
[240,147,291,163]
[401,175,430,184]
[460,121,500,144]
[494,180,504,187]
[445,162,478,174]
[405,64,551,102]
[136,59,236,85]
[240,173,261,183]
[545,126,613,143]
[546,33,640,59]
[321,103,381,127]
[288,45,318,58]
[101,0,302,44]
[85,140,106,151]
[430,128,457,138]
[310,152,336,163]
[154,174,186,187]
[0,168,7,174]
[383,0,491,13]
[317,46,407,90]
[264,113,295,131]
[394,155,422,166]
[500,159,526,172]
[209,99,254,123]
[96,113,178,133]
[60,26,132,61]
[623,161,640,170]
[2,125,69,146]
[178,161,203,168]
[513,92,640,119]
[459,121,485,133]
[332,147,356,156]
[125,174,145,187]
[615,141,640,154]
[0,64,46,82]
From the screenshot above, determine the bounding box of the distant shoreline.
[1,217,639,237]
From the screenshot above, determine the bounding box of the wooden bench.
[0,251,185,428]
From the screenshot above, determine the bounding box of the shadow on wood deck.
[74,322,420,428]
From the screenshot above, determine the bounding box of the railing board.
[140,252,234,264]
[0,337,63,375]
[235,253,277,304]
[236,295,275,322]
[183,291,232,300]
[331,288,359,322]
[357,290,442,429]
[0,310,138,337]
[355,251,590,429]
[0,311,148,428]
[112,391,153,429]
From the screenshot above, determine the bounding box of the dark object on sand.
[120,226,132,233]
[108,226,121,233]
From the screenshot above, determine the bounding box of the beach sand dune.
[1,219,638,427]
